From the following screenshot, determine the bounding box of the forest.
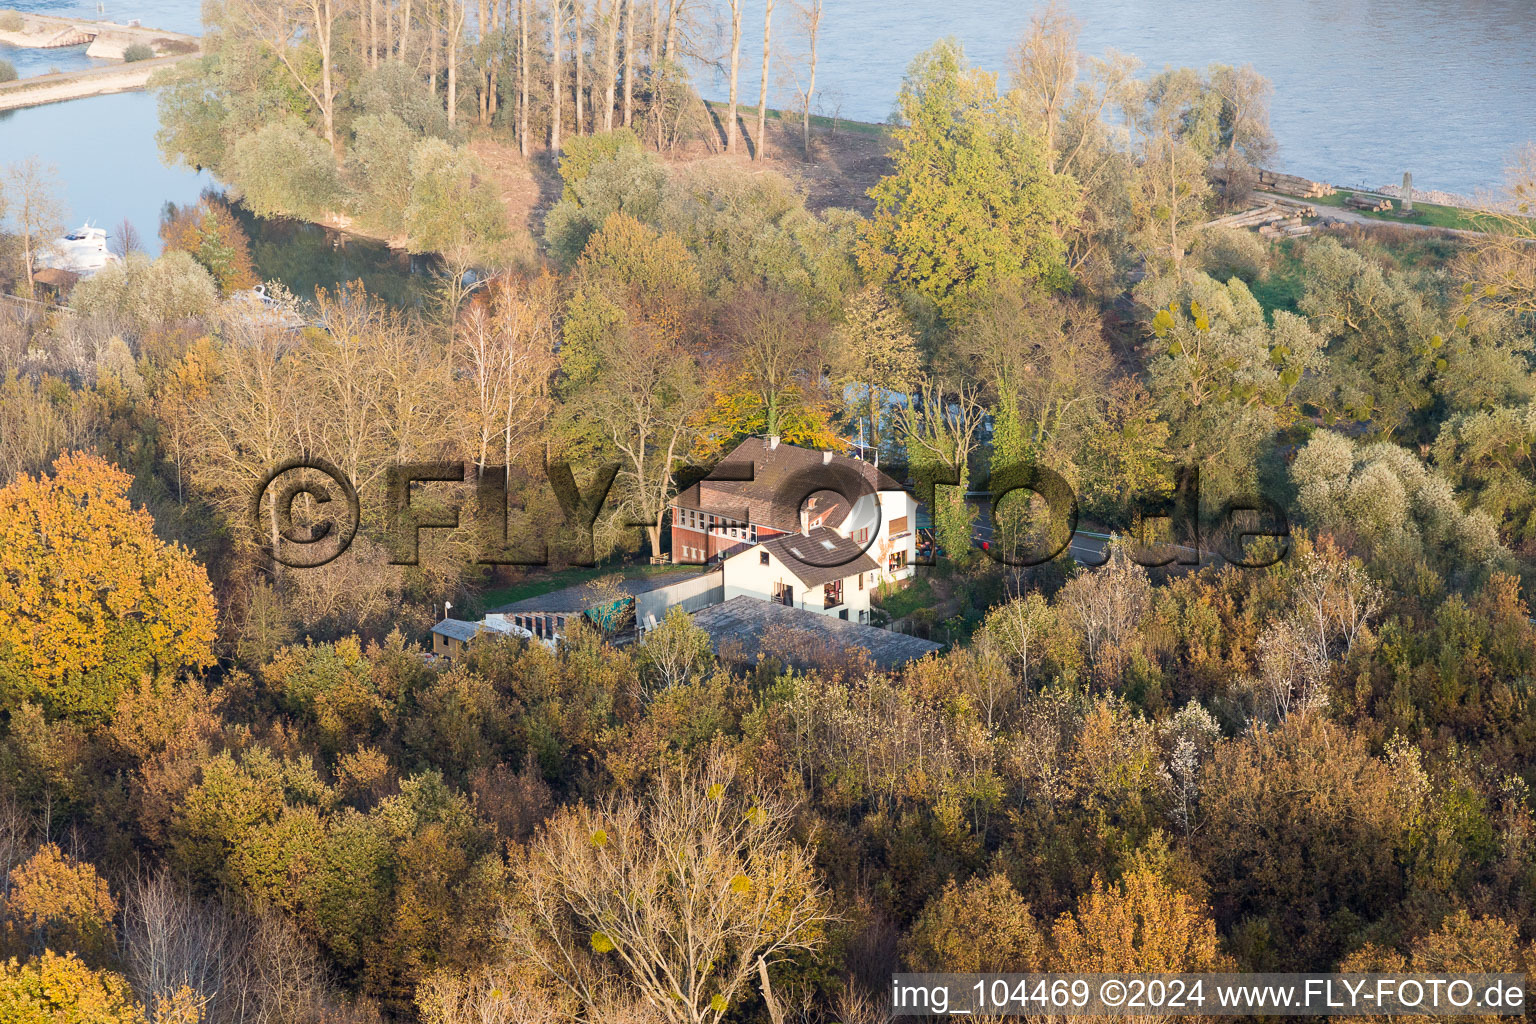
[0,0,1534,1020]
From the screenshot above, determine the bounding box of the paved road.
[969,511,1215,570]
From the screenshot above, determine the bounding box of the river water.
[1,0,1532,291]
[704,0,1536,196]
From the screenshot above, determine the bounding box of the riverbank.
[0,52,195,111]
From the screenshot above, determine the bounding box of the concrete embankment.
[0,11,197,55]
[0,53,196,111]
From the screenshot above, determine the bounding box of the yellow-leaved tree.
[0,950,151,1023]
[0,452,217,723]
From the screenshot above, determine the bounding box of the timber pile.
[1258,215,1310,239]
[1254,169,1336,198]
[1344,193,1394,212]
[1210,204,1296,230]
[1266,194,1320,216]
[1205,200,1316,231]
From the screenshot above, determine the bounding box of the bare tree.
[723,0,743,152]
[1008,2,1078,175]
[573,0,587,135]
[444,0,468,125]
[789,0,820,158]
[456,274,560,473]
[1460,142,1536,317]
[519,0,531,155]
[601,0,621,130]
[622,0,636,125]
[754,0,773,159]
[4,158,65,299]
[576,311,707,558]
[1057,543,1151,674]
[897,375,987,484]
[110,218,142,259]
[549,0,566,149]
[505,751,831,1024]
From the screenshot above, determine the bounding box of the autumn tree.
[1198,716,1406,969]
[1051,861,1227,973]
[903,872,1046,972]
[0,453,217,723]
[506,752,830,1024]
[0,951,149,1024]
[896,375,986,558]
[159,196,258,295]
[5,844,118,957]
[1126,67,1218,268]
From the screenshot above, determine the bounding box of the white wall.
[722,545,873,621]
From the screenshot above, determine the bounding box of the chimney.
[822,450,833,465]
[768,435,780,450]
[800,499,811,536]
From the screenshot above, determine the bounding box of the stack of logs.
[1205,196,1317,238]
[1254,169,1337,198]
[1344,192,1395,213]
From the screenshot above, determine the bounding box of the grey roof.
[675,437,902,533]
[431,618,482,642]
[491,570,710,615]
[690,596,943,671]
[754,527,880,588]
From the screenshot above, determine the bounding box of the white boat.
[37,224,122,277]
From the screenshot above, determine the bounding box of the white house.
[721,527,881,624]
[670,436,918,585]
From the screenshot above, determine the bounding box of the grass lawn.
[477,562,697,612]
[872,574,935,621]
[1310,190,1488,231]
[1249,240,1307,316]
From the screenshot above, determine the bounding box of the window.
[772,582,794,606]
[888,515,909,537]
[823,580,843,609]
[858,572,864,590]
[759,550,770,565]
[889,550,908,572]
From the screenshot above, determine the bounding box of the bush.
[0,10,23,32]
[122,42,155,62]
[0,58,15,84]
[71,250,219,334]
[224,118,343,221]
[1192,225,1271,283]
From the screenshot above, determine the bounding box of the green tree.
[403,138,510,261]
[1140,273,1323,500]
[860,40,1078,315]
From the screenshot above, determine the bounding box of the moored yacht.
[37,224,122,277]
